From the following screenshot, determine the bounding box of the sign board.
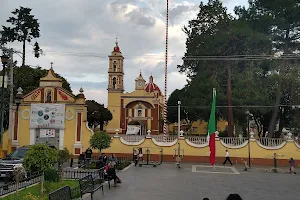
[40,129,55,138]
[126,125,140,135]
[30,104,65,129]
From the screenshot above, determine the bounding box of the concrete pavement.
[88,163,300,200]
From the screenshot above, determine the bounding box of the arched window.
[113,61,117,72]
[46,90,52,102]
[112,77,117,89]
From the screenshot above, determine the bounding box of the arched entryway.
[126,120,147,135]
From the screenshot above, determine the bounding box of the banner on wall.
[126,125,140,135]
[40,129,56,138]
[30,104,65,129]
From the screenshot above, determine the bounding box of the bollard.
[273,153,277,169]
[70,157,73,168]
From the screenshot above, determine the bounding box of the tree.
[57,148,70,180]
[177,0,271,136]
[23,144,58,194]
[0,6,41,66]
[86,100,113,131]
[89,131,112,152]
[235,0,300,136]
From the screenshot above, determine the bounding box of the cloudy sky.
[0,0,248,105]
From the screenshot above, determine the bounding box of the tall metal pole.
[247,114,251,168]
[163,0,169,141]
[178,101,181,138]
[8,49,14,145]
[0,62,6,143]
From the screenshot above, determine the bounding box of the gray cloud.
[69,81,107,90]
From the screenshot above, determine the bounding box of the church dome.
[145,75,161,95]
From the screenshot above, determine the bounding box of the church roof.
[145,75,161,95]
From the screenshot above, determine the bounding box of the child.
[289,158,296,174]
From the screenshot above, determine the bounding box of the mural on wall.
[30,103,66,129]
[58,90,69,100]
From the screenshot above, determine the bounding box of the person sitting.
[99,153,108,168]
[110,153,118,165]
[107,164,118,187]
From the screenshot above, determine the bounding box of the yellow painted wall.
[102,137,300,161]
[169,120,228,135]
[107,92,122,132]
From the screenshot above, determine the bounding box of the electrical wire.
[106,104,299,108]
[19,48,300,61]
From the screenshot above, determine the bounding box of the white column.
[59,129,64,150]
[29,129,35,145]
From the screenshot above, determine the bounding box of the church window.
[137,109,142,117]
[46,90,52,102]
[113,61,117,72]
[112,77,117,89]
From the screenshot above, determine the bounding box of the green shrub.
[44,168,59,182]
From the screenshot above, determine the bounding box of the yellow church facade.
[106,41,165,135]
[1,67,93,156]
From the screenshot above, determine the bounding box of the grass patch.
[2,180,79,200]
[116,161,131,170]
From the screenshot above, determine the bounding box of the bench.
[99,169,112,189]
[48,186,75,200]
[79,174,103,200]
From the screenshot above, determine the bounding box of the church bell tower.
[108,39,124,92]
[106,38,124,133]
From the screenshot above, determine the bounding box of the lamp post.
[15,87,23,111]
[178,101,181,138]
[245,110,251,168]
[0,55,9,143]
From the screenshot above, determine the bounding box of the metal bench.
[48,186,74,200]
[79,174,103,200]
[99,169,112,189]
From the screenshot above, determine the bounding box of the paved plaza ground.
[89,163,300,200]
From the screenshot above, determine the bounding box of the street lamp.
[15,87,23,111]
[245,110,252,168]
[178,101,181,138]
[0,55,9,143]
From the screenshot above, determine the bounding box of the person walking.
[133,149,138,166]
[289,158,296,174]
[223,150,233,166]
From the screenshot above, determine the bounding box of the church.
[105,41,164,135]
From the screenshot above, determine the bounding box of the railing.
[63,169,100,180]
[0,172,41,196]
[185,136,207,144]
[120,135,144,142]
[220,137,248,146]
[257,138,285,147]
[152,135,177,142]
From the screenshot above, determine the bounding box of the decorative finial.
[50,62,53,69]
[79,87,84,94]
[140,69,142,76]
[115,36,118,46]
[17,87,23,95]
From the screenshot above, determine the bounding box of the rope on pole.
[163,0,169,141]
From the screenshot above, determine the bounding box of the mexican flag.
[207,88,216,165]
